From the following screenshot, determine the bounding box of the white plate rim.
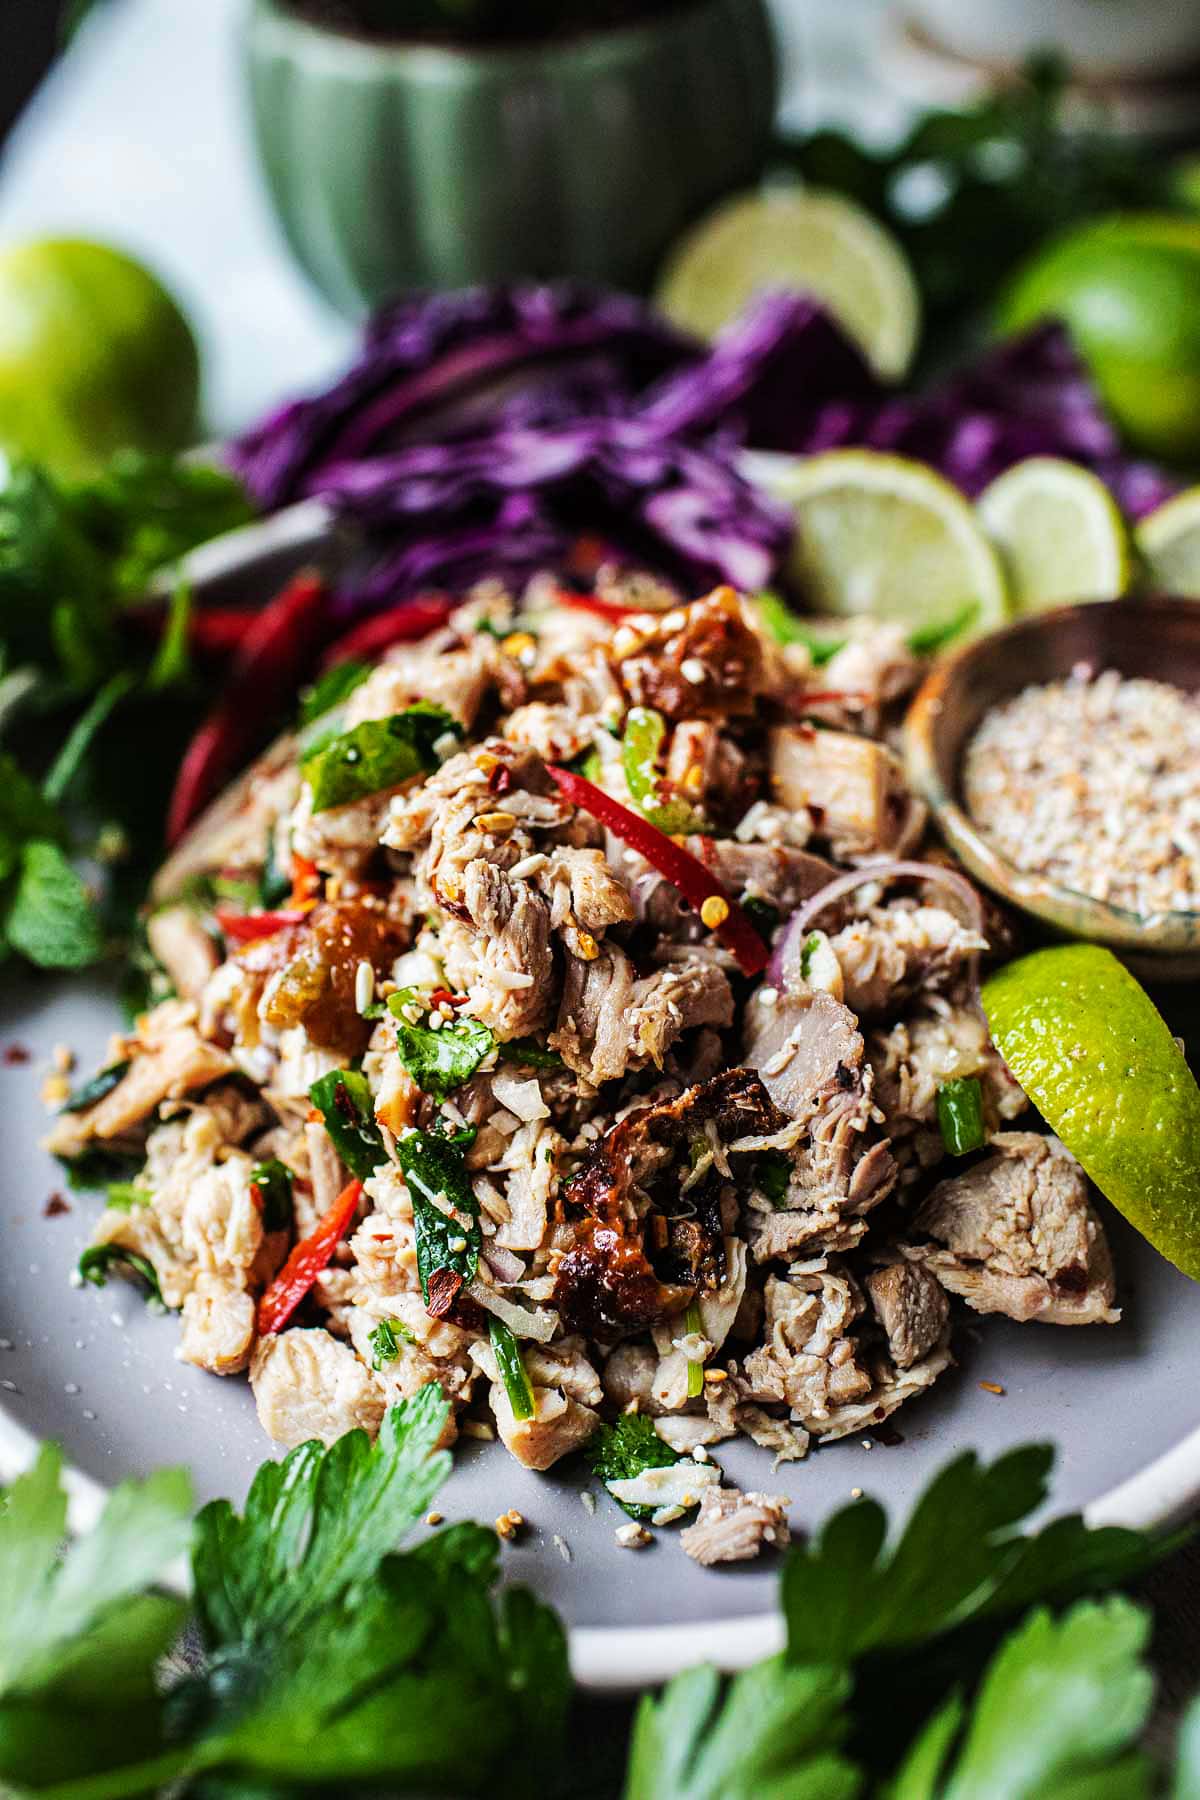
[3,1400,1199,1690]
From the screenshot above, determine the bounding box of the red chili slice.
[167,570,329,846]
[214,904,309,944]
[555,589,641,623]
[319,594,454,670]
[545,765,769,977]
[257,1177,363,1336]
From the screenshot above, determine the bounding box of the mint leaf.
[193,1388,452,1647]
[396,1125,481,1313]
[4,839,103,969]
[625,1659,859,1800]
[912,1599,1155,1799]
[307,1068,386,1181]
[388,988,495,1099]
[298,658,371,728]
[0,752,66,868]
[302,703,459,812]
[587,1414,681,1522]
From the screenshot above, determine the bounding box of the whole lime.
[1000,214,1200,461]
[0,239,200,479]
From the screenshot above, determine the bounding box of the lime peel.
[982,945,1200,1282]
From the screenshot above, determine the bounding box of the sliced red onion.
[482,1244,526,1286]
[767,859,986,992]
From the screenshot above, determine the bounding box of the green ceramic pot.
[243,0,779,314]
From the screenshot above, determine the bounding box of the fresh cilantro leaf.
[388,988,495,1099]
[193,1389,452,1647]
[755,591,847,664]
[302,703,460,813]
[59,1058,131,1114]
[297,658,370,728]
[307,1068,386,1181]
[754,1150,792,1206]
[78,1244,166,1307]
[783,1446,1164,1666]
[396,1125,481,1313]
[586,1415,681,1522]
[899,1600,1155,1799]
[3,839,103,968]
[625,1659,860,1800]
[368,1315,415,1368]
[410,1519,501,1585]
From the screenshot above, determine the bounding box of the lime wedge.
[1135,487,1200,597]
[744,448,1010,632]
[982,945,1200,1281]
[655,188,920,380]
[976,457,1132,612]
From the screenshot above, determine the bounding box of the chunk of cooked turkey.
[490,1379,601,1470]
[180,1274,256,1375]
[344,632,500,732]
[146,905,219,1003]
[290,782,395,879]
[768,726,917,858]
[865,1257,950,1369]
[741,1263,874,1431]
[251,1328,386,1448]
[550,944,733,1086]
[45,1000,234,1153]
[680,1485,791,1566]
[914,1132,1119,1326]
[828,902,987,1018]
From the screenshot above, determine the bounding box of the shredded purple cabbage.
[231,283,1175,611]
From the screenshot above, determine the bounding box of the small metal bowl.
[903,596,1200,981]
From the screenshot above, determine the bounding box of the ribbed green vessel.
[243,0,779,314]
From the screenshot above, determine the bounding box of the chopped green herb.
[308,1068,387,1181]
[77,1244,165,1307]
[249,1158,294,1233]
[683,1300,705,1400]
[368,1315,416,1369]
[302,702,460,813]
[621,705,705,835]
[755,590,847,663]
[105,1181,151,1212]
[742,895,781,938]
[57,1145,145,1191]
[908,601,979,656]
[396,1124,481,1311]
[499,1037,566,1070]
[937,1076,986,1156]
[298,658,371,728]
[258,829,291,908]
[799,932,822,980]
[59,1058,130,1114]
[586,1414,681,1522]
[489,1316,536,1422]
[754,1150,792,1207]
[387,988,495,1099]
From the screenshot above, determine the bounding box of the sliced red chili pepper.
[214,904,308,944]
[167,571,329,846]
[319,594,454,670]
[545,765,769,977]
[257,1177,363,1336]
[428,987,465,1009]
[555,589,641,623]
[289,852,321,907]
[187,608,261,656]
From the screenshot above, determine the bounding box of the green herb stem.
[489,1316,536,1421]
[684,1300,705,1399]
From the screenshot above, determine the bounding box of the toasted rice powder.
[963,667,1200,918]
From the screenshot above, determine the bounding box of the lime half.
[745,448,1010,632]
[655,188,920,380]
[982,945,1200,1281]
[1135,487,1200,597]
[977,457,1132,612]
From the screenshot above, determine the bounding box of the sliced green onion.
[77,1244,165,1308]
[936,1077,986,1156]
[684,1300,705,1399]
[489,1316,536,1422]
[369,1316,415,1370]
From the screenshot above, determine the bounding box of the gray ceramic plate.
[4,967,1200,1688]
[3,510,1200,1688]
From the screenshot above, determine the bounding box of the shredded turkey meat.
[50,580,1127,1555]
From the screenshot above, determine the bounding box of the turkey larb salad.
[48,582,1119,1557]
